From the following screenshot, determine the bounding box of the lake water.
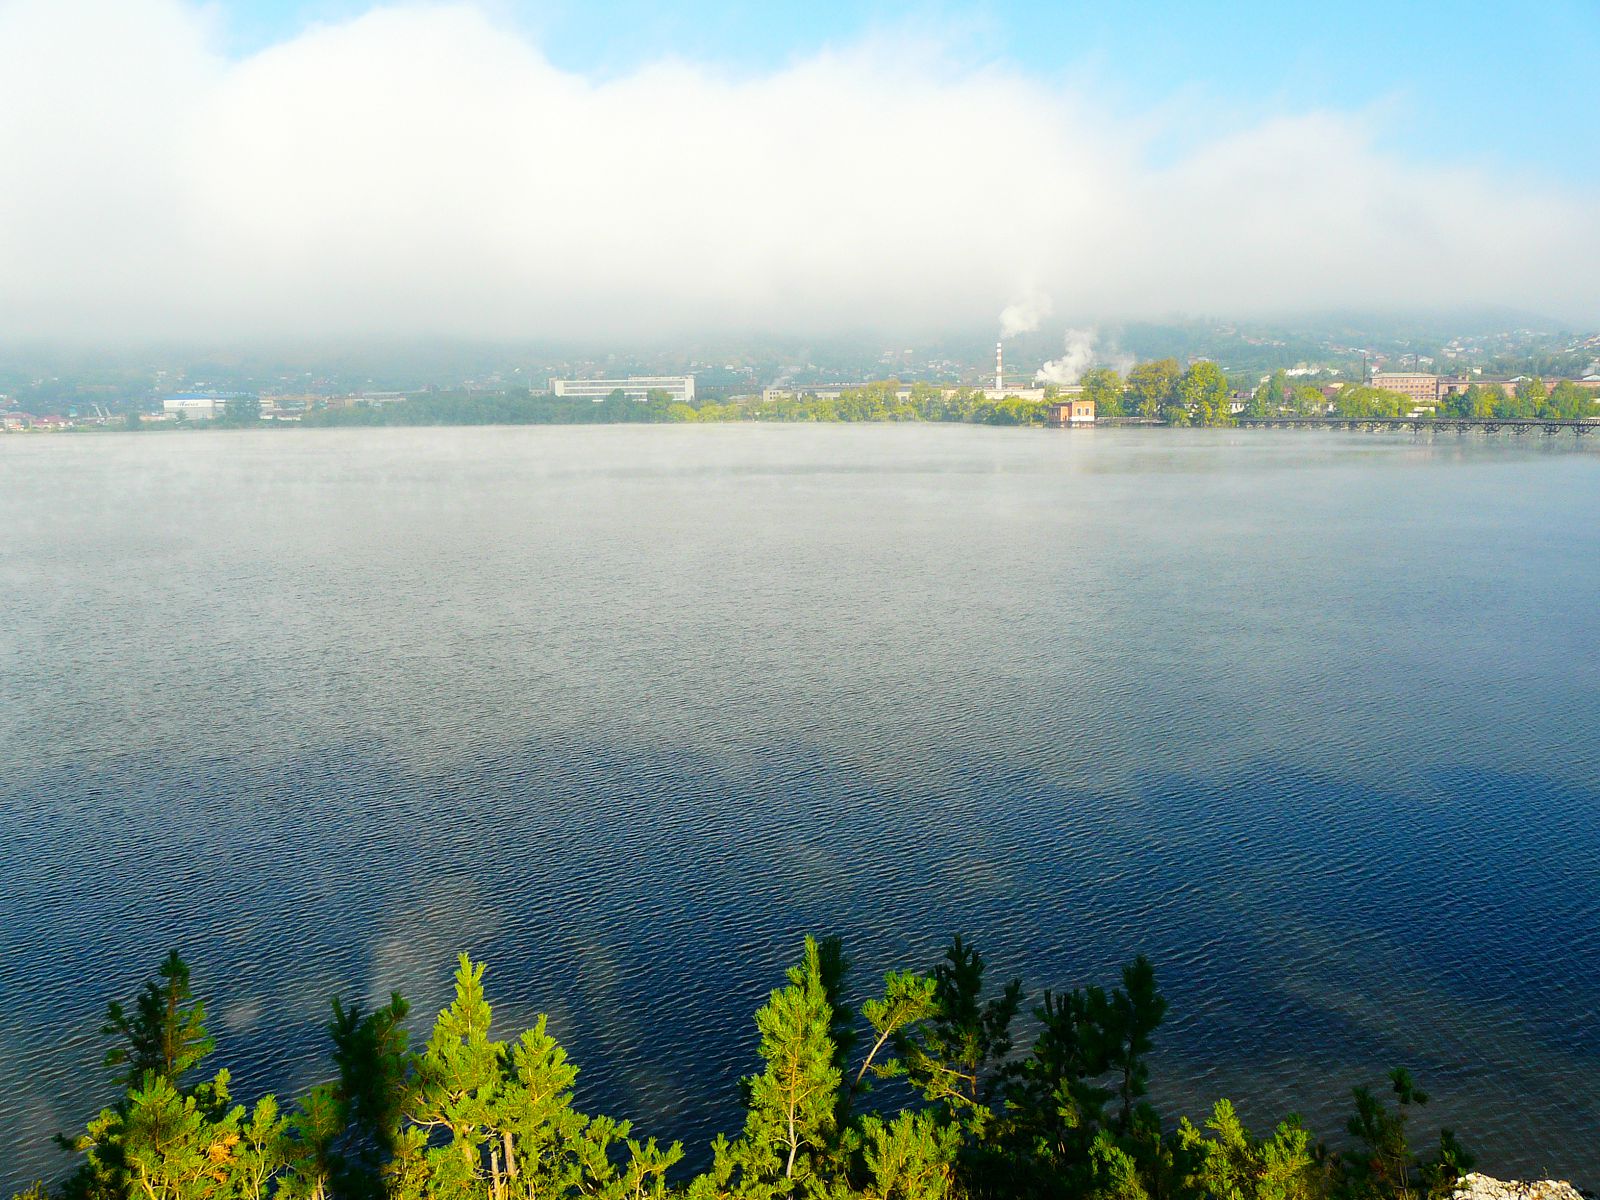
[2,425,1597,1189]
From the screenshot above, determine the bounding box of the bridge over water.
[1235,416,1596,435]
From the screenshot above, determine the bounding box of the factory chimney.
[995,341,1003,394]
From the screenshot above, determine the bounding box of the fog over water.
[1,425,1598,1190]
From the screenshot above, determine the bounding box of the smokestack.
[995,341,1003,394]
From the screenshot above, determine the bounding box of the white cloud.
[0,0,1595,342]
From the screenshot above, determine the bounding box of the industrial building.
[762,385,927,403]
[1370,372,1446,404]
[549,376,695,403]
[1047,398,1097,425]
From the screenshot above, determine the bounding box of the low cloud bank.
[0,0,1595,342]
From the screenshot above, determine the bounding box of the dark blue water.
[2,425,1597,1189]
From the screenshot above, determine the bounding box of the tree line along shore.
[15,361,1597,432]
[16,936,1497,1200]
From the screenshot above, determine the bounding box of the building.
[1370,372,1440,404]
[163,396,220,420]
[550,376,695,404]
[1047,398,1096,426]
[984,386,1048,402]
[762,385,919,403]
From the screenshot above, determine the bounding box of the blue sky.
[219,0,1600,182]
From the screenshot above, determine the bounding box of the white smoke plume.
[1036,329,1098,385]
[999,292,1053,339]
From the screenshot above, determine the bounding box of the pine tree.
[326,992,416,1200]
[857,1110,961,1200]
[60,953,233,1200]
[1178,1099,1322,1200]
[702,936,848,1198]
[1107,956,1167,1134]
[1339,1069,1473,1200]
[102,951,216,1094]
[232,1096,291,1200]
[117,1073,243,1200]
[413,956,503,1198]
[901,935,1021,1135]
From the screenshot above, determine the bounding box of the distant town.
[3,318,1598,431]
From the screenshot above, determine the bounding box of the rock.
[1455,1173,1592,1200]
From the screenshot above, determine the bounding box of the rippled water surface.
[2,425,1598,1188]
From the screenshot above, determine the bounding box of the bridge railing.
[1233,416,1596,434]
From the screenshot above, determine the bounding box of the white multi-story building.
[549,376,695,404]
[163,396,219,419]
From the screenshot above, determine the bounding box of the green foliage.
[221,395,263,426]
[1330,386,1410,419]
[1542,381,1596,420]
[857,1110,961,1199]
[1126,359,1181,421]
[1079,368,1125,419]
[1338,1070,1472,1200]
[1510,377,1548,418]
[1291,385,1327,416]
[102,951,216,1094]
[60,955,237,1200]
[43,944,1481,1200]
[1177,361,1233,427]
[1438,384,1497,419]
[715,935,846,1194]
[1179,1101,1320,1200]
[1246,371,1288,418]
[901,935,1021,1142]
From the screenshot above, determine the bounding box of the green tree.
[1542,381,1593,420]
[411,956,502,1197]
[901,935,1021,1147]
[726,935,846,1192]
[1291,385,1327,416]
[1331,386,1407,419]
[1246,371,1288,418]
[1508,377,1548,419]
[1080,368,1125,419]
[326,991,417,1200]
[117,1073,244,1200]
[1125,360,1180,421]
[1179,1100,1322,1200]
[1453,384,1497,419]
[857,1110,961,1200]
[42,942,1482,1200]
[1339,1070,1472,1200]
[102,951,216,1094]
[232,1096,292,1200]
[1177,362,1233,427]
[986,955,1170,1200]
[222,396,263,426]
[61,955,239,1200]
